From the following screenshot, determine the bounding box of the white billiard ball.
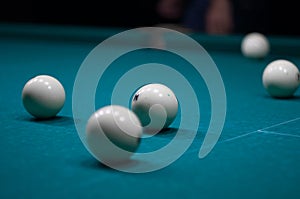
[131,83,178,132]
[86,105,142,163]
[22,75,65,119]
[263,59,300,98]
[241,32,270,58]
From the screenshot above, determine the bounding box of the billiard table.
[0,23,299,199]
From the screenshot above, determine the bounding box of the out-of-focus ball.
[241,32,270,59]
[263,59,300,98]
[86,105,142,163]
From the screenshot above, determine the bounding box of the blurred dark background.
[0,0,299,36]
[0,0,188,28]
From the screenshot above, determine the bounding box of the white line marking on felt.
[220,117,300,143]
[259,130,300,139]
[258,117,300,131]
[184,117,300,155]
[219,131,258,143]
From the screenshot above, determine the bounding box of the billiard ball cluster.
[22,78,178,163]
[241,32,300,98]
[21,32,300,164]
[85,83,178,163]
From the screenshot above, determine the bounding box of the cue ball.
[131,83,178,132]
[86,105,142,163]
[241,32,270,58]
[263,59,300,98]
[22,75,65,119]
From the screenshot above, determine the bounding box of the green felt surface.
[0,23,300,199]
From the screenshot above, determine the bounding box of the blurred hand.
[157,0,184,20]
[205,0,234,34]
